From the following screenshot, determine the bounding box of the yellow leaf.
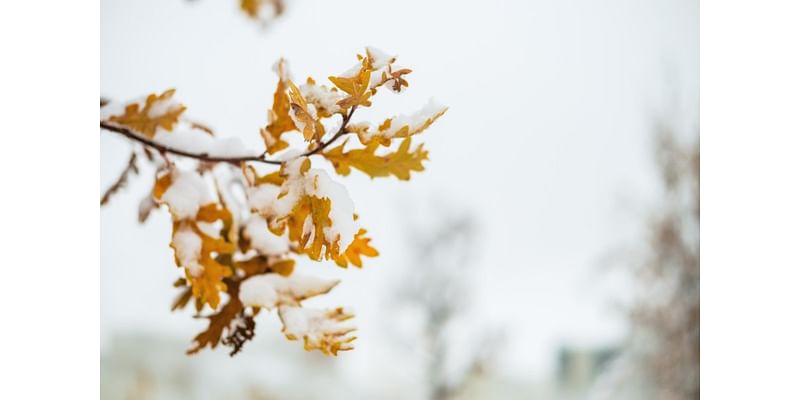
[239,0,260,18]
[287,81,325,142]
[255,170,285,186]
[153,172,173,200]
[366,106,448,144]
[324,137,428,180]
[108,89,186,138]
[328,58,373,109]
[261,60,295,154]
[282,195,333,261]
[333,229,379,268]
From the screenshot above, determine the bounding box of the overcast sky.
[101,0,698,385]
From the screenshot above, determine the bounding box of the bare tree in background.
[635,122,700,400]
[591,121,699,400]
[395,212,501,400]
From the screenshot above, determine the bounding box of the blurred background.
[100,0,698,399]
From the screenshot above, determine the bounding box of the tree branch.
[100,152,139,206]
[99,105,357,166]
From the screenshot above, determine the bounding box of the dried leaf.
[222,313,256,356]
[187,280,243,354]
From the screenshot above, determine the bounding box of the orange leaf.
[333,228,379,268]
[108,89,186,138]
[287,81,325,142]
[261,60,295,154]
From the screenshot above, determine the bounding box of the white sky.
[101,0,697,386]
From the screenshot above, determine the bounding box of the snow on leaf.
[242,215,290,256]
[284,195,333,260]
[358,101,448,145]
[278,306,356,356]
[239,273,340,309]
[324,137,428,180]
[328,57,374,109]
[287,81,326,142]
[257,158,358,260]
[260,59,295,154]
[300,77,344,118]
[107,89,186,138]
[155,169,214,220]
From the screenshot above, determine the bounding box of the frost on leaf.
[324,137,428,180]
[106,89,186,138]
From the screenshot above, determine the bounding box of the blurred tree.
[394,212,502,400]
[592,121,699,400]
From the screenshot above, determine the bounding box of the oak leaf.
[108,89,186,138]
[277,195,333,261]
[328,58,373,109]
[324,137,428,180]
[333,228,379,268]
[287,81,325,142]
[187,280,243,354]
[260,59,295,154]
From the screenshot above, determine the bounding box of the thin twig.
[99,106,357,165]
[100,152,140,205]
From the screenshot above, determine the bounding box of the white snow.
[147,96,183,119]
[366,46,396,69]
[246,183,281,215]
[172,227,204,277]
[265,157,359,250]
[277,306,356,351]
[243,216,290,255]
[272,58,292,82]
[153,126,260,158]
[160,169,214,220]
[364,99,448,141]
[238,273,340,309]
[300,81,344,115]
